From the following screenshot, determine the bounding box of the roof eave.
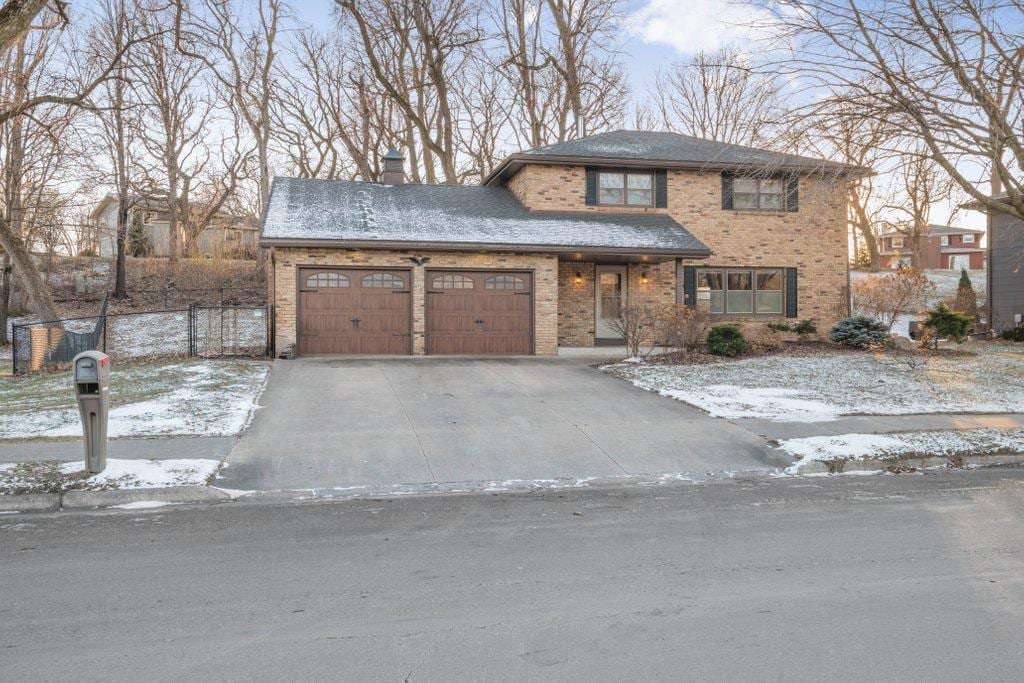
[483,153,868,186]
[259,236,712,259]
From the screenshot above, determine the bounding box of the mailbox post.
[73,351,111,474]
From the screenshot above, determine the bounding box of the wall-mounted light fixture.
[573,270,583,284]
[406,256,431,266]
[640,269,650,284]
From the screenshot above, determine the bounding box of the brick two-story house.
[261,131,862,356]
[877,224,985,270]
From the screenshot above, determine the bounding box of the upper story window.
[891,236,905,248]
[598,171,653,206]
[963,233,976,244]
[940,235,950,246]
[733,178,784,210]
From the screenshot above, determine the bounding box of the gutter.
[258,236,712,259]
[482,153,870,186]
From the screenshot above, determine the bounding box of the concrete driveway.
[218,357,781,491]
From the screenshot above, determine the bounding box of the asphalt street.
[4,469,1024,681]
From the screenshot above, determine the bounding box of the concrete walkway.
[734,413,1024,441]
[217,357,785,491]
[0,436,237,463]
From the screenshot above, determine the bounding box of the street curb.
[0,493,60,513]
[793,452,1024,475]
[61,486,233,510]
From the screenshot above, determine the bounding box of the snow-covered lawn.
[0,458,220,494]
[606,342,1024,422]
[0,359,269,440]
[779,428,1024,473]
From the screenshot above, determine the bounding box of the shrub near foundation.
[707,324,749,356]
[830,316,890,348]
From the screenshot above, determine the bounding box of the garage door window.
[433,273,474,289]
[362,272,405,288]
[485,274,526,290]
[306,272,348,288]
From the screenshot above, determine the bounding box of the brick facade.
[271,247,558,355]
[508,164,850,345]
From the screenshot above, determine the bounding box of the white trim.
[595,265,627,339]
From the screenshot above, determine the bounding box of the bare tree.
[334,0,483,184]
[882,152,955,268]
[798,95,894,270]
[134,10,211,262]
[492,0,626,147]
[655,48,785,147]
[88,0,144,298]
[772,0,1024,222]
[177,0,282,213]
[273,30,397,180]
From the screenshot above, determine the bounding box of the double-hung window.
[733,177,784,210]
[697,268,784,315]
[598,171,653,206]
[963,234,975,244]
[940,235,950,246]
[891,236,905,249]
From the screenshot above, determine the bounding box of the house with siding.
[260,130,864,356]
[967,196,1024,333]
[876,224,985,270]
[90,195,259,260]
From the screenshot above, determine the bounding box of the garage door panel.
[302,312,355,333]
[298,268,410,356]
[425,270,533,355]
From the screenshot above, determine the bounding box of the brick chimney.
[381,148,405,185]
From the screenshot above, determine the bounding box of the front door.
[595,266,627,340]
[950,255,969,270]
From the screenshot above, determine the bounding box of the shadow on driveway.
[217,357,784,491]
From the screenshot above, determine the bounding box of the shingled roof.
[260,177,711,256]
[484,130,866,186]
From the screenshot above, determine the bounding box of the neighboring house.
[966,195,1023,333]
[876,224,985,270]
[89,195,258,259]
[261,130,862,356]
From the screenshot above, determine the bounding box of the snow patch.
[779,428,1024,472]
[56,458,221,489]
[109,500,176,510]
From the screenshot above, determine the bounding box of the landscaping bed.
[605,340,1024,422]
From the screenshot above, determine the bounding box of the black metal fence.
[11,305,269,374]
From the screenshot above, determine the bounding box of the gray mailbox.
[73,350,111,474]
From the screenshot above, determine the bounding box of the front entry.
[595,265,627,341]
[296,267,411,355]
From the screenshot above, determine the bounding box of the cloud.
[626,0,781,55]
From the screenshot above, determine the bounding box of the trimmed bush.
[922,303,973,343]
[707,324,749,356]
[793,319,818,338]
[830,316,890,348]
[1001,327,1024,342]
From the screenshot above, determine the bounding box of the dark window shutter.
[786,176,799,212]
[682,265,697,308]
[585,167,598,206]
[655,169,668,208]
[785,267,798,318]
[721,173,734,210]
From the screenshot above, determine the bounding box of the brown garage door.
[425,270,533,355]
[297,268,411,355]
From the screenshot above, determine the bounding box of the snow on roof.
[261,177,711,253]
[520,130,859,174]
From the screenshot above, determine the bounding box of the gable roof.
[878,224,985,238]
[260,177,711,257]
[484,130,867,186]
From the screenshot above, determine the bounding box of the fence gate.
[189,305,269,358]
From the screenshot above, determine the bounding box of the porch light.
[640,269,650,284]
[573,270,583,284]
